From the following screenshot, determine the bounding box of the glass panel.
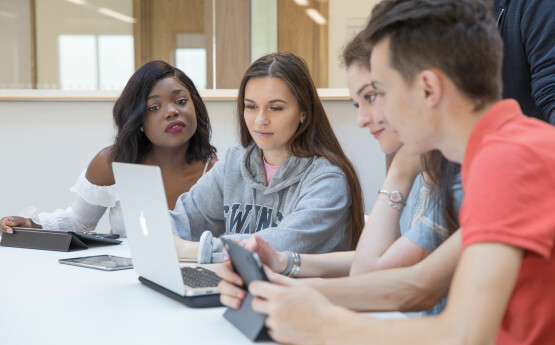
[59,35,97,89]
[98,35,134,90]
[176,49,207,90]
[328,0,378,88]
[35,0,134,89]
[176,33,207,90]
[1,0,384,90]
[0,0,32,88]
[250,0,277,63]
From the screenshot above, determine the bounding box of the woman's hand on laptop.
[0,216,40,234]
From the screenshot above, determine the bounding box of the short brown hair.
[341,30,371,70]
[236,52,365,249]
[364,0,503,111]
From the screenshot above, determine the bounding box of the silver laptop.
[112,162,222,308]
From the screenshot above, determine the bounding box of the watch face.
[389,191,403,203]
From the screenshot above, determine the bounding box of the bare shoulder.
[85,146,116,186]
[206,155,218,172]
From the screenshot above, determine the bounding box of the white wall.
[0,99,384,232]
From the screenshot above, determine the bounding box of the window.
[1,0,381,90]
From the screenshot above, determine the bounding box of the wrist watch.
[378,189,407,205]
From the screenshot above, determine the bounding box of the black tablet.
[70,231,122,245]
[1,228,121,252]
[59,255,133,271]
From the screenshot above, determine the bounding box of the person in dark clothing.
[493,0,555,125]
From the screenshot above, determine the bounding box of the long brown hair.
[342,31,460,235]
[421,150,460,235]
[236,52,365,249]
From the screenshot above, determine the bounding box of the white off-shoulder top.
[21,159,211,237]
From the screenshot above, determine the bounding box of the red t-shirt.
[460,99,555,345]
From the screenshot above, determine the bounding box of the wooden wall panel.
[214,0,250,89]
[149,0,204,64]
[133,0,205,68]
[133,0,249,89]
[30,0,37,88]
[278,0,314,72]
[314,0,328,87]
[203,0,213,89]
[278,0,328,87]
[132,0,150,68]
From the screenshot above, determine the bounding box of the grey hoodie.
[170,142,352,263]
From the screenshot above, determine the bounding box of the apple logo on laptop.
[139,211,149,236]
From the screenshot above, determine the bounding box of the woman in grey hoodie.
[170,52,365,264]
[218,31,463,317]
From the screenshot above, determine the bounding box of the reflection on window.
[59,35,97,90]
[2,0,380,90]
[176,33,207,90]
[99,35,134,90]
[251,0,277,63]
[176,48,207,90]
[0,0,32,88]
[58,34,134,90]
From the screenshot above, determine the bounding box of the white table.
[0,240,407,345]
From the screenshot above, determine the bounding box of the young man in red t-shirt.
[240,0,555,344]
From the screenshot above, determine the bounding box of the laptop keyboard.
[181,266,222,288]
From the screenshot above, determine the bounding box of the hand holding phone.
[221,238,268,288]
[221,238,270,341]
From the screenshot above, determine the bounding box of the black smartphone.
[59,255,133,271]
[221,238,270,341]
[221,238,268,288]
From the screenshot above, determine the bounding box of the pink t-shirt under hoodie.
[263,157,280,186]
